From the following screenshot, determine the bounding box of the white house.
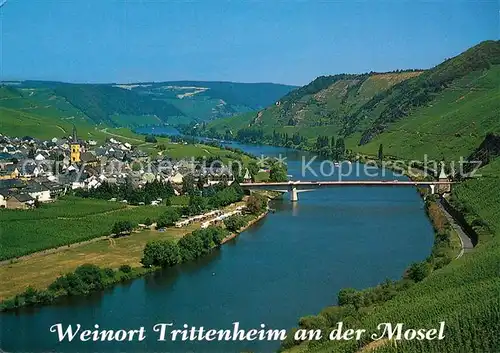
[169,172,184,184]
[34,153,46,161]
[0,192,7,208]
[25,183,51,202]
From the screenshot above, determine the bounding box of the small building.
[169,172,184,184]
[243,168,252,183]
[25,182,51,202]
[6,193,35,209]
[80,151,99,167]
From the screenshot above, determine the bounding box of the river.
[0,139,434,353]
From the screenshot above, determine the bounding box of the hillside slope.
[117,81,297,122]
[208,41,500,162]
[353,40,500,147]
[1,80,296,129]
[353,62,500,160]
[207,71,422,139]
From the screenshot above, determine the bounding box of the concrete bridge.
[240,180,453,202]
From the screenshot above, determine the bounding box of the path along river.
[0,140,434,353]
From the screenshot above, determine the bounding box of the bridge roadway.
[240,180,453,201]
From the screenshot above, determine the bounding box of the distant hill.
[0,80,297,130]
[207,40,500,161]
[113,81,297,122]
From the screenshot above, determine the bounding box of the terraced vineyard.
[355,65,500,160]
[451,158,500,238]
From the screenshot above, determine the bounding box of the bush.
[112,220,134,235]
[141,240,180,267]
[246,194,267,214]
[156,208,181,229]
[224,215,247,232]
[406,261,432,282]
[119,264,132,273]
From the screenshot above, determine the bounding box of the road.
[436,199,474,258]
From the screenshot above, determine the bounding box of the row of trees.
[76,179,176,205]
[1,263,138,311]
[313,135,346,159]
[182,183,245,216]
[141,226,228,267]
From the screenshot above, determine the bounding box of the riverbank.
[0,201,271,311]
[222,210,269,244]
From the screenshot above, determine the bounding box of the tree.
[156,208,180,228]
[112,220,134,235]
[246,194,267,214]
[406,261,431,282]
[269,162,288,182]
[378,143,384,161]
[224,215,247,232]
[184,195,206,216]
[337,288,358,306]
[141,240,180,267]
[145,135,157,143]
[335,138,346,160]
[247,161,259,181]
[182,174,196,195]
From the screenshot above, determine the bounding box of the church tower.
[438,162,451,194]
[70,125,81,163]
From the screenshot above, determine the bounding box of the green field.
[0,196,168,260]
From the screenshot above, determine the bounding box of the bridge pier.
[290,186,298,202]
[429,184,436,194]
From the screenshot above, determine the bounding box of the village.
[0,127,254,209]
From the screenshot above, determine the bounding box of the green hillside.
[206,71,422,139]
[353,64,500,160]
[118,81,297,122]
[1,80,296,128]
[207,41,500,163]
[353,40,500,146]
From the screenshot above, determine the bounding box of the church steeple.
[72,125,78,143]
[70,125,81,163]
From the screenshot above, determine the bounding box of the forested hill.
[128,81,297,111]
[205,40,500,161]
[205,70,424,140]
[0,80,296,128]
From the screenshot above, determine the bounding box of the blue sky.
[0,0,498,85]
